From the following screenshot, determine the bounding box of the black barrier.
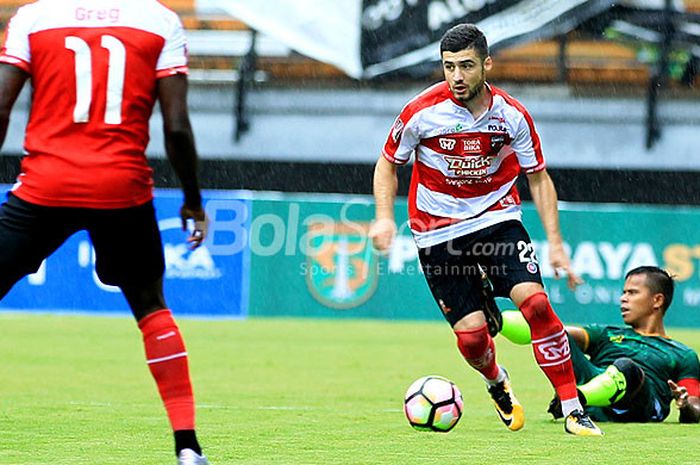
[0,155,698,205]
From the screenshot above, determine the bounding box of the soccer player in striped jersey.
[0,1,211,463]
[370,23,602,436]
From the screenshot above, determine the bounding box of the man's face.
[620,274,661,325]
[441,48,492,104]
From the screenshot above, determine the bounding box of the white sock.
[561,397,584,417]
[483,366,507,386]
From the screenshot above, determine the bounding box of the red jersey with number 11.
[0,0,188,208]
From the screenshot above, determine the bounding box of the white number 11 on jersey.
[65,35,125,125]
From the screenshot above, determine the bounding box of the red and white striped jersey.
[0,0,188,208]
[382,82,545,248]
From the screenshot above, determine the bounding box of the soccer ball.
[403,375,463,432]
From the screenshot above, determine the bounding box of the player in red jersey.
[0,1,211,463]
[370,24,602,436]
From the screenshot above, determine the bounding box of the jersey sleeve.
[511,110,545,174]
[675,350,700,396]
[0,3,36,73]
[580,324,606,354]
[678,378,700,397]
[155,11,188,78]
[381,110,420,165]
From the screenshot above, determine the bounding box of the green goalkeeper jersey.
[583,324,700,420]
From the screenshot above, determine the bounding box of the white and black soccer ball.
[403,375,463,432]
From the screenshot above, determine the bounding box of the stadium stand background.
[0,0,698,204]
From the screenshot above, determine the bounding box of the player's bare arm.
[157,74,208,249]
[564,326,589,351]
[668,380,700,423]
[526,168,582,290]
[0,64,27,148]
[369,156,398,252]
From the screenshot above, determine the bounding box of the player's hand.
[180,204,208,250]
[368,217,397,253]
[549,243,583,290]
[668,380,690,409]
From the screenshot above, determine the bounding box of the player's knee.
[0,271,29,300]
[0,260,44,299]
[454,324,490,359]
[121,282,167,321]
[612,357,645,398]
[517,292,564,340]
[518,292,554,322]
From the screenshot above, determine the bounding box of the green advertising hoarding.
[523,203,700,327]
[248,193,700,327]
[248,194,434,320]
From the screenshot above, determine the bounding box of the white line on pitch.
[198,404,403,413]
[65,401,403,414]
[68,401,113,407]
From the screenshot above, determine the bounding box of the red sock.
[519,292,578,401]
[138,309,195,431]
[455,323,500,380]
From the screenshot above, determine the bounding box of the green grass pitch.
[0,313,698,465]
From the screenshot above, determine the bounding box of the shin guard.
[139,309,195,431]
[455,323,500,381]
[520,292,578,402]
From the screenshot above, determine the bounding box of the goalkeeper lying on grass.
[500,266,700,423]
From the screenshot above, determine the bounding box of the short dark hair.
[439,24,489,60]
[625,266,675,313]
